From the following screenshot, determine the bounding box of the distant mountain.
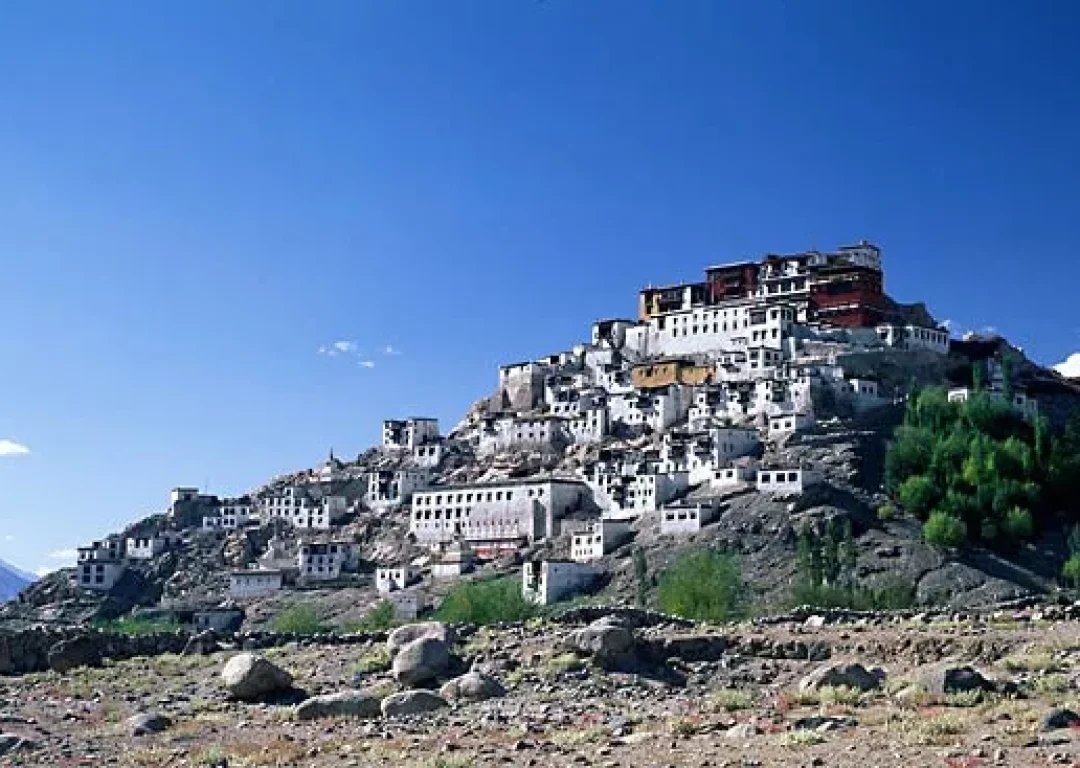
[0,559,34,602]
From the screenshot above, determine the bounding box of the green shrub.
[897,474,939,519]
[1002,507,1034,541]
[876,503,897,521]
[1062,553,1080,589]
[435,576,539,625]
[271,604,327,635]
[352,600,396,632]
[657,549,745,622]
[923,511,966,549]
[95,615,182,635]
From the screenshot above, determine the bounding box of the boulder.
[127,712,171,736]
[182,630,220,657]
[381,689,448,718]
[1041,708,1080,731]
[725,722,761,739]
[221,653,293,701]
[47,635,104,673]
[440,672,506,702]
[392,637,451,687]
[568,618,635,664]
[295,690,382,721]
[799,661,882,693]
[387,622,455,656]
[911,663,993,695]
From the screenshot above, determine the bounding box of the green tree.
[897,474,939,519]
[436,576,539,625]
[657,549,745,623]
[1002,507,1034,541]
[923,511,967,549]
[1062,554,1080,590]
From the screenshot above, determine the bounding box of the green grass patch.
[435,576,539,625]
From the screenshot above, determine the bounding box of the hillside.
[7,240,1080,632]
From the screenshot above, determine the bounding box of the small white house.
[298,542,352,581]
[660,503,717,535]
[375,565,413,593]
[756,468,821,495]
[430,539,474,580]
[711,459,759,489]
[522,560,600,605]
[229,570,284,598]
[75,558,125,591]
[570,519,632,562]
[387,590,422,621]
[125,535,169,560]
[383,418,440,450]
[768,411,815,436]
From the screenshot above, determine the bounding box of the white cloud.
[358,360,376,369]
[0,439,30,457]
[940,319,953,331]
[3,535,12,542]
[47,548,78,563]
[35,566,52,578]
[1054,353,1080,379]
[318,340,359,357]
[383,344,402,356]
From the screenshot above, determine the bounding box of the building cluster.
[78,240,1056,612]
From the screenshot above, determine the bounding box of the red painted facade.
[705,262,758,304]
[809,267,886,328]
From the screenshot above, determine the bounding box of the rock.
[221,653,293,701]
[0,733,35,756]
[381,689,448,717]
[911,663,993,695]
[128,712,171,736]
[387,622,455,656]
[568,618,635,664]
[725,722,761,739]
[183,630,220,657]
[804,615,826,628]
[47,635,103,673]
[440,672,506,702]
[1041,708,1080,731]
[392,637,451,687]
[295,690,382,721]
[799,662,882,692]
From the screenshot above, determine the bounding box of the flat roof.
[415,477,588,493]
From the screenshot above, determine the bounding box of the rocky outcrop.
[127,712,171,736]
[799,661,883,692]
[221,653,293,701]
[909,663,994,695]
[566,617,635,667]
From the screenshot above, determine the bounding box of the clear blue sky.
[2,1,1078,574]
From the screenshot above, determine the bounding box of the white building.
[660,502,718,535]
[412,442,443,469]
[564,405,610,445]
[710,458,759,488]
[125,535,169,560]
[522,560,600,605]
[365,469,428,510]
[876,324,950,354]
[499,362,548,411]
[431,539,475,579]
[75,540,127,591]
[478,414,567,455]
[261,487,347,529]
[629,301,796,359]
[383,418,440,450]
[376,565,413,593]
[229,570,284,598]
[767,411,815,437]
[608,385,689,433]
[410,478,589,556]
[624,471,688,513]
[298,541,353,581]
[203,497,254,531]
[387,590,422,621]
[756,468,821,495]
[948,386,1039,423]
[658,427,761,484]
[570,519,633,562]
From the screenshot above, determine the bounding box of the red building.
[809,265,886,328]
[704,262,759,304]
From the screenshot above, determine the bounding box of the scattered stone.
[127,712,171,736]
[1041,708,1080,731]
[440,672,506,702]
[381,690,448,718]
[799,661,882,692]
[221,653,293,701]
[393,637,451,687]
[295,690,383,721]
[568,618,635,665]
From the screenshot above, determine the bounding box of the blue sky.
[1,1,1078,574]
